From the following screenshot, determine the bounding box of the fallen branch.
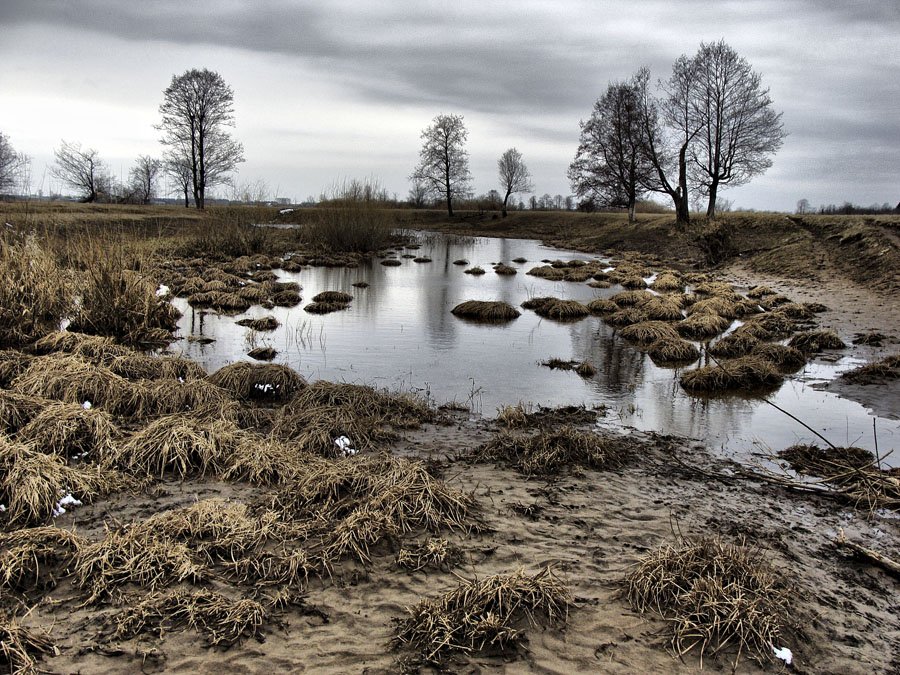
[835,529,900,578]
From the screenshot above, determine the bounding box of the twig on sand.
[835,529,900,578]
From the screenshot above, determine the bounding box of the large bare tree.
[497,148,533,218]
[411,113,472,217]
[51,140,106,202]
[568,78,653,222]
[687,40,786,218]
[129,155,162,205]
[157,68,244,209]
[0,132,29,196]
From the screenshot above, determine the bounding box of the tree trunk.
[502,190,512,218]
[627,197,636,223]
[706,180,719,219]
[676,143,691,225]
[183,186,189,208]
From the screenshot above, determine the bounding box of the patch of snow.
[155,284,170,297]
[772,646,792,665]
[334,436,356,457]
[279,208,294,214]
[53,493,83,517]
[82,401,92,410]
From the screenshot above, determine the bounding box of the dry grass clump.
[0,617,57,674]
[619,321,680,347]
[382,259,402,267]
[680,357,783,394]
[451,301,520,323]
[687,297,738,319]
[397,538,464,572]
[652,272,684,292]
[540,359,596,377]
[129,378,234,419]
[208,362,306,402]
[746,285,776,299]
[29,331,134,362]
[107,354,206,381]
[625,536,795,668]
[493,263,517,275]
[0,526,83,595]
[272,382,431,455]
[114,588,267,647]
[840,354,900,384]
[778,444,875,475]
[758,294,792,311]
[775,302,815,321]
[271,289,302,307]
[526,265,566,280]
[247,346,277,361]
[610,290,653,307]
[222,437,309,486]
[392,567,570,669]
[452,259,468,266]
[525,298,590,321]
[604,307,648,327]
[313,291,353,303]
[464,265,485,275]
[0,391,47,434]
[0,234,74,348]
[620,274,648,289]
[642,297,685,321]
[18,401,118,459]
[788,330,846,353]
[75,524,205,602]
[496,403,528,428]
[0,351,33,387]
[675,313,732,340]
[108,414,244,479]
[735,312,796,341]
[750,343,806,372]
[692,281,740,300]
[236,316,280,332]
[413,257,432,263]
[708,332,760,359]
[235,284,270,303]
[188,290,253,313]
[586,298,618,315]
[473,427,631,476]
[304,301,350,314]
[647,337,701,366]
[12,353,132,409]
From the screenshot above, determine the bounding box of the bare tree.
[568,78,655,223]
[51,140,106,202]
[164,148,193,208]
[0,132,30,196]
[129,155,162,205]
[796,198,811,214]
[688,41,786,219]
[408,179,429,208]
[497,147,533,217]
[410,113,472,217]
[158,68,244,210]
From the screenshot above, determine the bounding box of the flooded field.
[173,232,899,465]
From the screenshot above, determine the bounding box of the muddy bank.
[13,411,900,674]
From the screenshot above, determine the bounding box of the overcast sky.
[1,0,897,210]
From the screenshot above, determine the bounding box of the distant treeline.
[798,198,900,215]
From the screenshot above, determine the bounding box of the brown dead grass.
[451,301,520,323]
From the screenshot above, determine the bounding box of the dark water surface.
[172,233,899,466]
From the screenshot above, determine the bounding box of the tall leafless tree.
[0,132,29,196]
[497,147,533,217]
[568,78,653,223]
[410,113,472,217]
[687,40,786,219]
[157,68,244,210]
[51,140,106,202]
[129,155,162,205]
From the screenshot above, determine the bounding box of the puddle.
[172,233,900,467]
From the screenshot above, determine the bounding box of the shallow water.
[172,233,899,466]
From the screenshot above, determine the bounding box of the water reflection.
[172,233,899,465]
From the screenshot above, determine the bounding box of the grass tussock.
[642,297,685,321]
[540,359,596,378]
[619,321,681,347]
[675,313,732,340]
[493,263,517,275]
[0,234,74,348]
[397,538,464,572]
[18,401,118,459]
[652,272,684,292]
[647,337,701,365]
[75,523,205,602]
[473,427,631,476]
[29,331,134,362]
[272,382,432,455]
[107,354,206,381]
[451,301,520,323]
[114,588,267,647]
[496,403,528,428]
[0,618,57,674]
[222,437,311,486]
[108,414,244,479]
[526,265,566,280]
[236,316,280,331]
[11,353,132,410]
[749,343,807,372]
[304,301,350,314]
[625,536,795,669]
[680,357,783,394]
[604,307,648,327]
[208,362,306,402]
[687,296,738,319]
[610,290,654,307]
[734,312,797,341]
[382,259,402,267]
[788,330,846,353]
[312,291,353,303]
[0,391,48,434]
[0,351,33,387]
[586,298,619,315]
[522,298,590,321]
[464,265,485,275]
[708,332,760,359]
[840,354,900,384]
[0,526,83,595]
[392,567,571,669]
[247,346,277,361]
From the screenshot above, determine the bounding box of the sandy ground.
[21,410,900,675]
[722,260,900,422]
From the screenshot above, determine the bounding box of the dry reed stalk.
[114,588,267,646]
[0,526,83,595]
[474,427,631,476]
[625,536,795,669]
[392,567,571,668]
[0,618,58,674]
[208,362,307,402]
[451,301,520,323]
